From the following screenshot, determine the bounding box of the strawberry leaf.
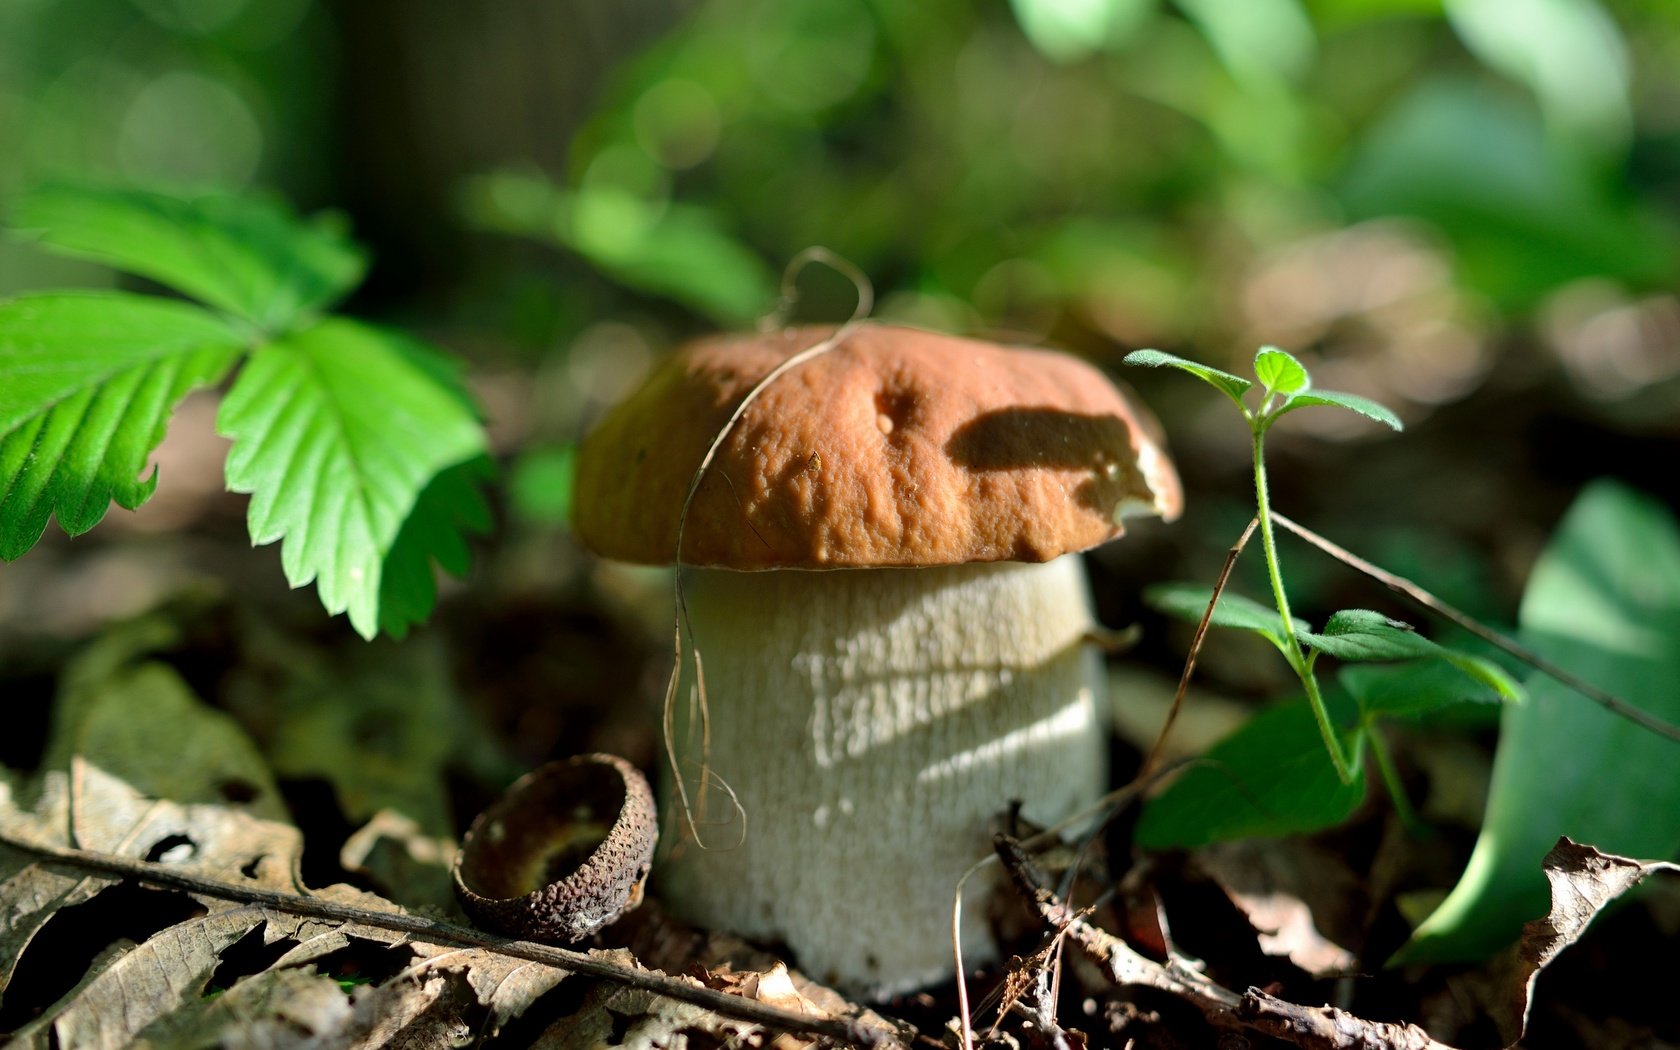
[0,292,244,558]
[10,184,366,332]
[378,457,494,639]
[218,319,486,638]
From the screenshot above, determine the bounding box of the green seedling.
[1125,347,1518,843]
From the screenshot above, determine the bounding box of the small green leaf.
[1302,609,1523,702]
[1123,349,1254,410]
[1274,389,1403,430]
[0,292,245,559]
[1400,481,1680,963]
[218,319,487,639]
[1145,582,1308,653]
[1135,694,1367,849]
[378,457,494,639]
[10,183,366,331]
[1254,346,1310,396]
[1304,609,1432,661]
[1341,659,1506,720]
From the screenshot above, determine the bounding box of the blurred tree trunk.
[325,0,691,304]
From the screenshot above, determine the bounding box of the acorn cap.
[452,753,657,943]
[572,323,1182,570]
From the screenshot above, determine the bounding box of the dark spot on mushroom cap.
[945,408,1151,515]
[453,753,657,943]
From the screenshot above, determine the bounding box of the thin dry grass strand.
[1136,516,1259,786]
[662,248,876,850]
[1271,511,1680,745]
[951,851,988,1050]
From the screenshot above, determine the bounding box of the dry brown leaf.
[126,967,355,1050]
[1197,838,1362,977]
[0,652,304,996]
[0,628,573,1049]
[534,979,771,1049]
[1497,838,1679,1046]
[10,907,336,1050]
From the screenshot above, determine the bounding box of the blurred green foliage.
[5,0,1678,379]
[458,0,1680,363]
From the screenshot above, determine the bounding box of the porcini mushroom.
[572,323,1180,996]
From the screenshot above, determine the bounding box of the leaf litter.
[3,544,1678,1047]
[0,607,904,1049]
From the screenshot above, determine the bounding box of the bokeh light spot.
[118,71,262,186]
[634,79,722,170]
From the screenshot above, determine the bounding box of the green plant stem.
[1366,723,1426,836]
[1251,422,1357,784]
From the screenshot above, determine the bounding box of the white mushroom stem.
[662,555,1106,998]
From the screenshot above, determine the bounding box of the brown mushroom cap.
[572,323,1182,570]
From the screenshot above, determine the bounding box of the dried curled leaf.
[1498,838,1679,1046]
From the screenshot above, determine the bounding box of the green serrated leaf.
[0,292,244,559]
[1122,349,1254,410]
[218,319,487,639]
[1302,610,1522,703]
[1400,481,1680,963]
[1254,346,1310,396]
[1303,609,1432,661]
[1341,659,1506,720]
[1145,581,1309,652]
[1274,389,1403,430]
[10,184,366,331]
[1135,694,1367,849]
[378,457,494,639]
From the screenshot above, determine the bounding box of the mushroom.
[572,323,1180,997]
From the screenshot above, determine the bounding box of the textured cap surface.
[572,323,1181,569]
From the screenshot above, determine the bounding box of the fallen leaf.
[1496,838,1679,1046]
[740,961,821,1016]
[1196,838,1362,977]
[144,968,355,1050]
[10,908,349,1050]
[1,638,304,998]
[533,980,770,1049]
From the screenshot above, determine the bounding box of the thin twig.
[0,831,897,1048]
[1135,516,1259,783]
[993,833,1238,1015]
[950,764,1186,1050]
[1271,512,1680,745]
[993,833,1457,1050]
